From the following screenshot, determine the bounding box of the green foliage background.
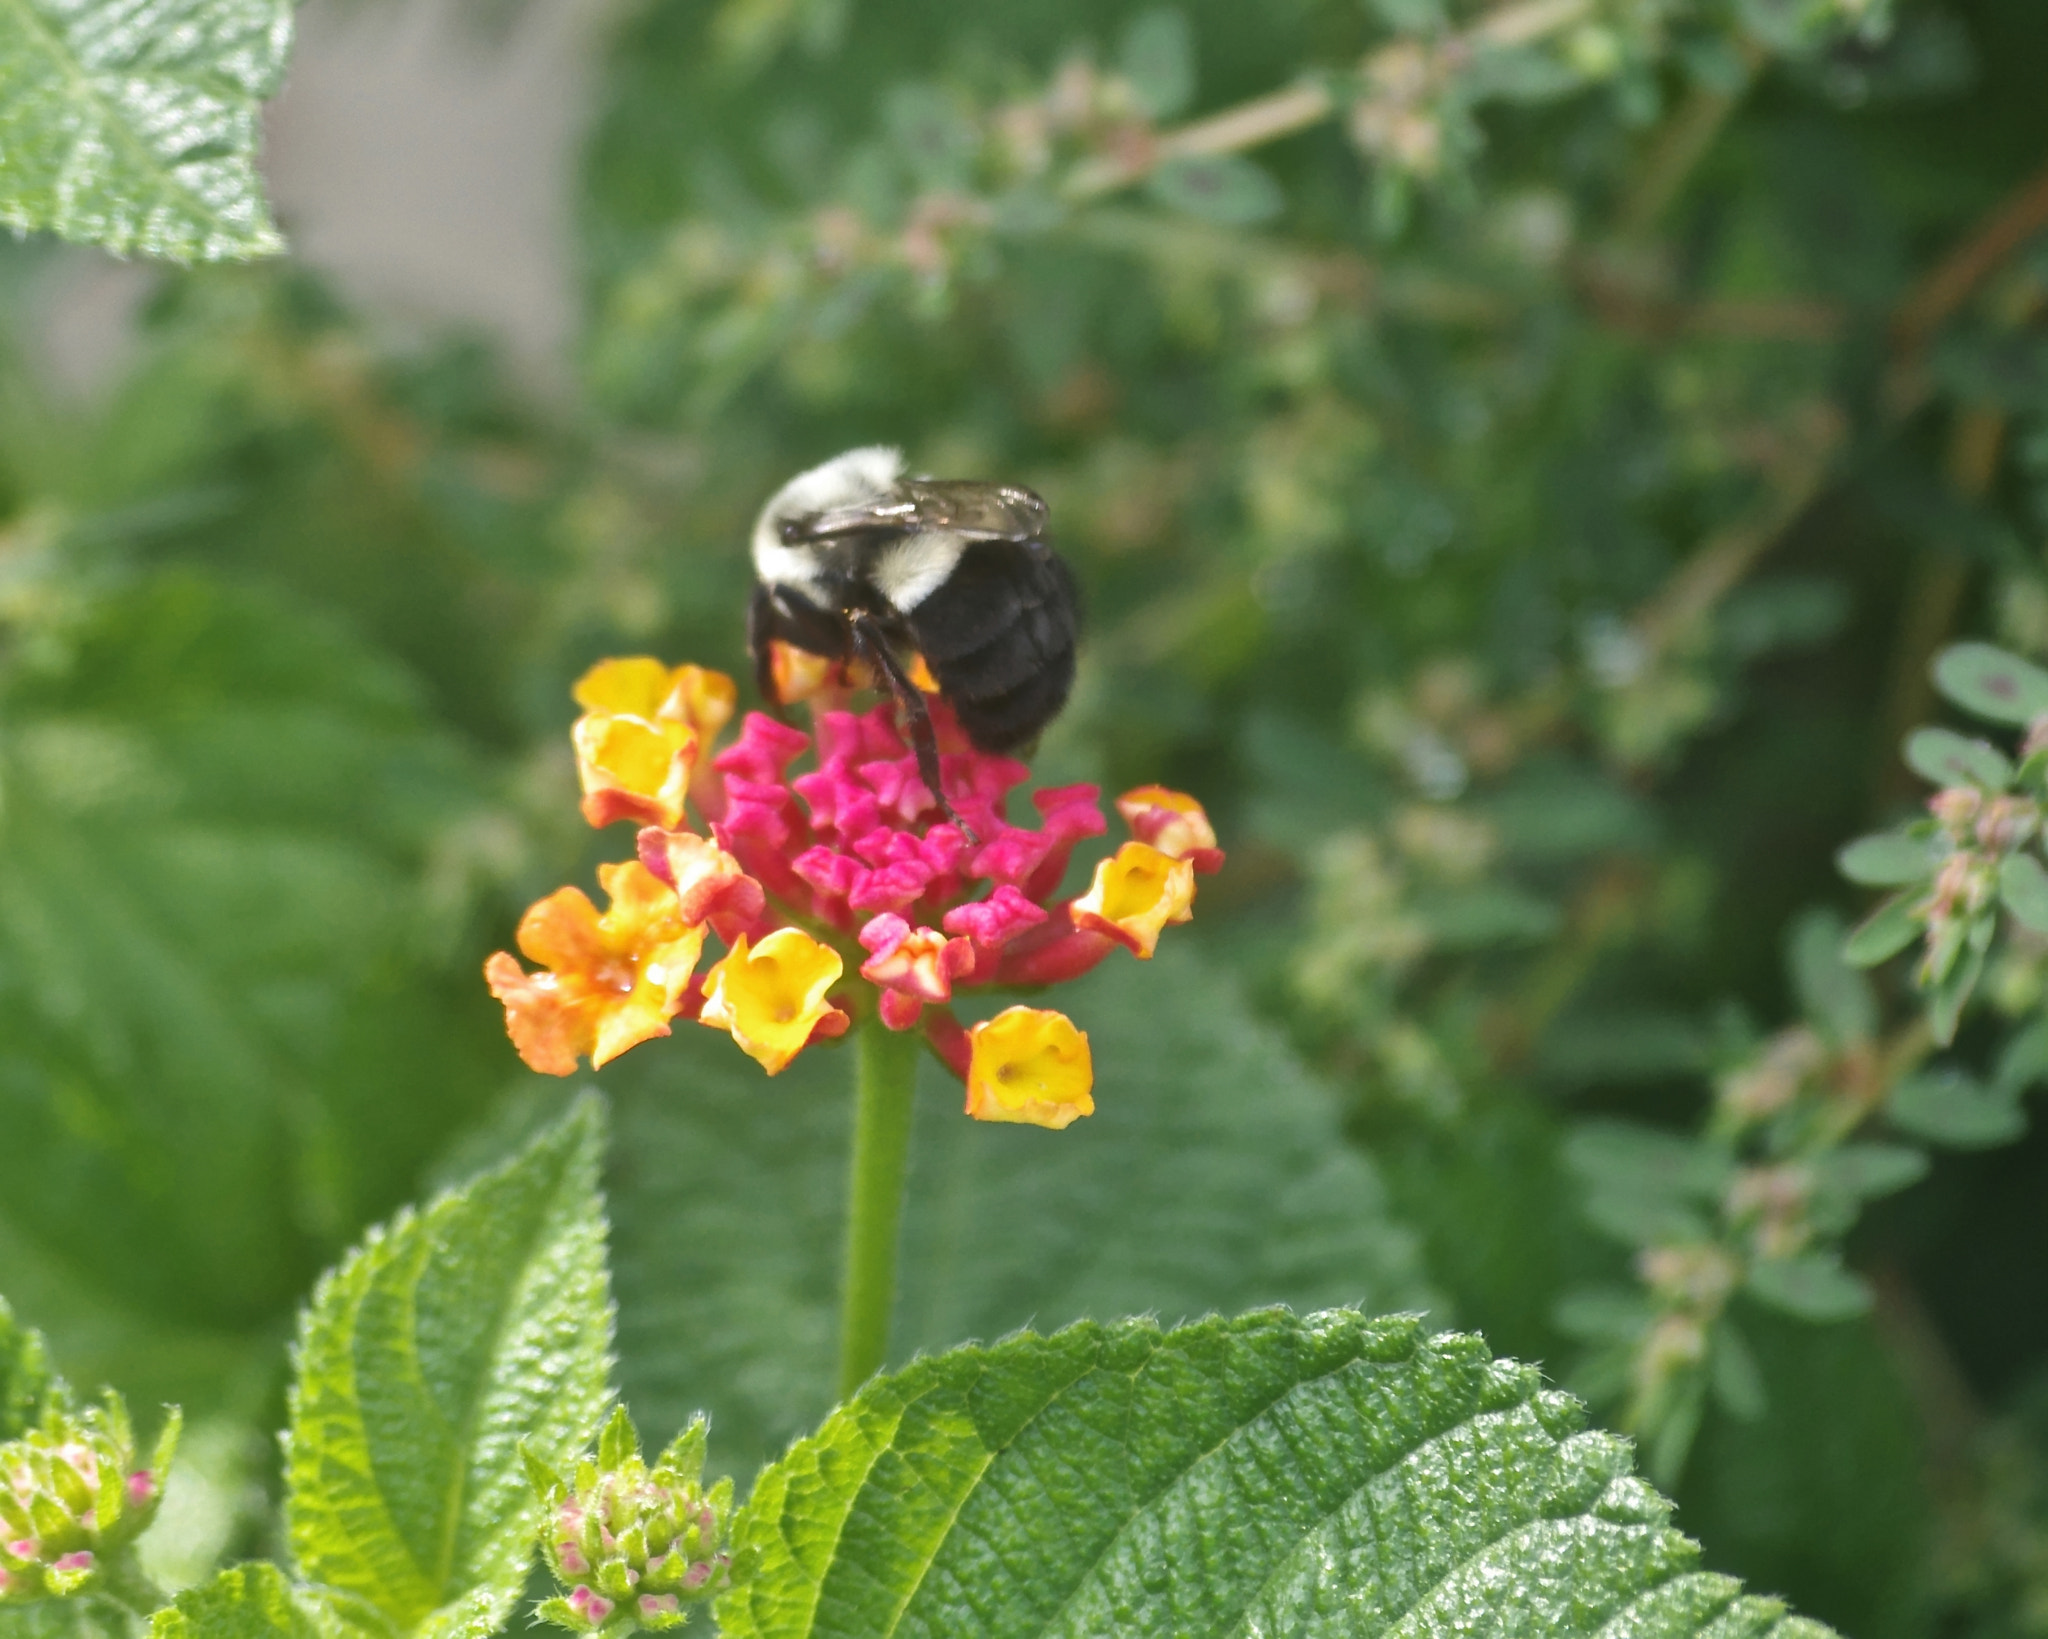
[6,0,2048,1632]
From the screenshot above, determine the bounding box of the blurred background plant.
[7,0,2048,1633]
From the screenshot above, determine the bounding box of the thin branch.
[1614,38,1767,237]
[1061,0,1596,203]
[1892,157,2048,357]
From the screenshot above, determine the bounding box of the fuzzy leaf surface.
[284,1096,612,1639]
[608,943,1435,1470]
[149,1564,328,1639]
[0,0,289,259]
[719,1310,1839,1639]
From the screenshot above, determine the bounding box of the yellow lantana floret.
[571,659,738,830]
[484,861,707,1075]
[699,927,848,1074]
[1116,785,1222,867]
[964,1007,1094,1129]
[1070,841,1196,958]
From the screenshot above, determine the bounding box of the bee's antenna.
[849,613,977,844]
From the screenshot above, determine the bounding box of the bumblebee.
[748,446,1080,801]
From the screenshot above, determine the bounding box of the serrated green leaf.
[1933,641,2048,725]
[0,0,290,260]
[610,943,1436,1471]
[284,1095,612,1639]
[1786,908,1877,1045]
[718,1312,1840,1639]
[1836,831,1934,887]
[1118,7,1194,119]
[148,1564,326,1639]
[0,1293,61,1438]
[1146,153,1284,225]
[1888,1068,2026,1148]
[1904,726,2012,791]
[1999,852,2048,933]
[1842,893,1920,967]
[1746,1255,1872,1322]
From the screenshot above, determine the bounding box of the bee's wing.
[794,480,1048,544]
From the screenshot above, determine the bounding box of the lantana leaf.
[1933,641,2048,726]
[284,1096,613,1638]
[0,0,291,260]
[148,1564,328,1639]
[608,943,1436,1471]
[717,1311,1839,1639]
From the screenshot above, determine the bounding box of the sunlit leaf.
[0,0,290,259]
[149,1564,326,1639]
[284,1097,612,1639]
[720,1312,1840,1639]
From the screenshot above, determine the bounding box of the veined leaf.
[719,1311,1839,1639]
[0,0,290,260]
[149,1564,326,1639]
[284,1096,612,1639]
[609,943,1436,1471]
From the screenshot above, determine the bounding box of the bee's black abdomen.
[910,540,1079,753]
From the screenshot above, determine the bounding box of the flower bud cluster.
[0,1397,176,1604]
[530,1409,739,1634]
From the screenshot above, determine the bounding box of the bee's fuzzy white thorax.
[751,445,906,593]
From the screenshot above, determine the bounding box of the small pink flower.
[568,1586,612,1623]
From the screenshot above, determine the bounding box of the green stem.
[95,1551,169,1620]
[837,1021,922,1401]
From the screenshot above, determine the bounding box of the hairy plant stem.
[97,1552,169,1619]
[837,1020,922,1401]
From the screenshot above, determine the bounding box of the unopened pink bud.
[558,1543,589,1575]
[567,1586,612,1623]
[126,1471,155,1507]
[51,1552,92,1574]
[5,1539,35,1561]
[682,1562,711,1591]
[638,1596,678,1618]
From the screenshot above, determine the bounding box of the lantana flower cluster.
[485,653,1222,1126]
[527,1408,739,1634]
[0,1397,177,1604]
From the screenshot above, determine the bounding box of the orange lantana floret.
[1116,786,1225,873]
[484,861,707,1075]
[1070,841,1196,958]
[571,659,738,829]
[698,927,850,1074]
[964,1006,1094,1129]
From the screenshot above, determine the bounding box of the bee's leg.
[747,583,786,718]
[850,612,974,841]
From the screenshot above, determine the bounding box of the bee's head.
[755,446,905,542]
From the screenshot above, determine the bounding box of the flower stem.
[837,1020,921,1400]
